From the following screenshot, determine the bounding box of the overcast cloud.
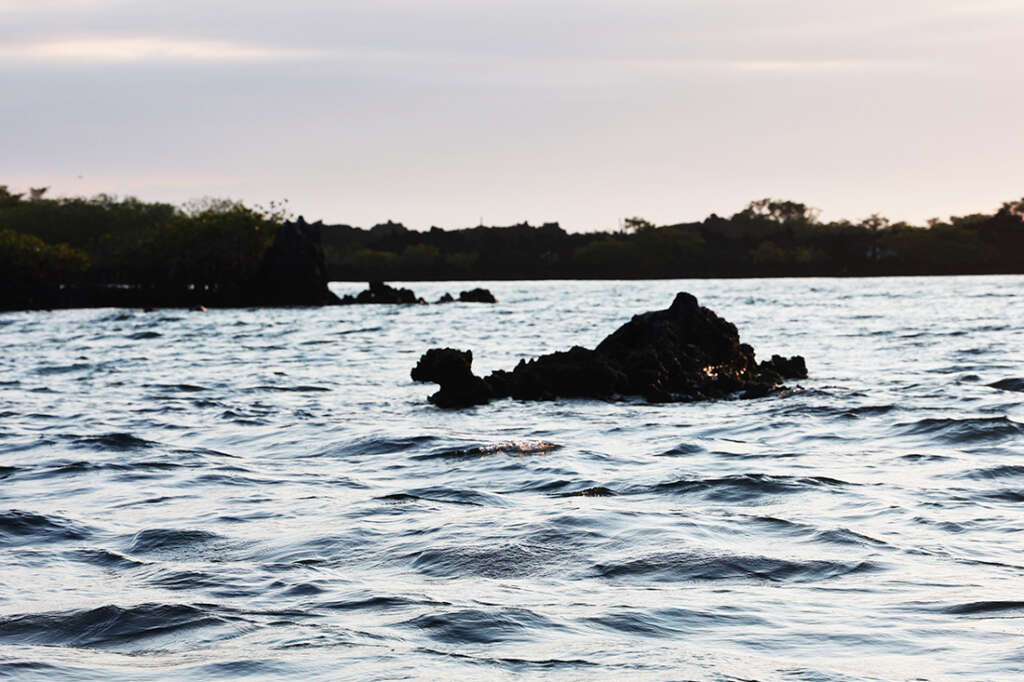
[3,0,1022,229]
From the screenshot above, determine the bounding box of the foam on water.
[1,276,1023,680]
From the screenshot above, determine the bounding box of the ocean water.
[1,276,1023,681]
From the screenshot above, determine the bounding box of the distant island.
[1,185,1022,310]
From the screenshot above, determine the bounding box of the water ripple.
[2,277,1023,679]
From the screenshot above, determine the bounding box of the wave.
[0,510,94,547]
[990,378,1024,393]
[893,416,1024,443]
[586,605,769,637]
[66,432,156,451]
[399,607,562,644]
[180,660,297,678]
[336,326,384,336]
[656,442,705,456]
[593,550,881,583]
[193,470,280,487]
[125,528,223,555]
[377,486,508,507]
[841,404,897,417]
[955,465,1024,481]
[315,594,443,612]
[411,542,565,578]
[416,650,599,673]
[19,458,186,481]
[943,601,1024,616]
[33,363,92,375]
[245,385,332,393]
[0,603,233,648]
[111,494,198,510]
[747,516,889,548]
[218,410,269,425]
[312,434,437,458]
[811,528,889,547]
[62,548,147,569]
[978,489,1024,503]
[897,453,953,463]
[144,383,208,392]
[139,567,239,592]
[653,473,850,501]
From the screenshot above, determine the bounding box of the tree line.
[0,188,282,296]
[324,197,1024,279]
[2,186,1022,296]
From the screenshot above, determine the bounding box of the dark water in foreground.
[1,277,1023,681]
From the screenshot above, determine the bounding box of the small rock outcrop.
[341,281,425,304]
[252,217,341,306]
[410,348,493,407]
[412,292,806,408]
[435,288,496,304]
[458,288,497,303]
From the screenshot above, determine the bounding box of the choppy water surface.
[2,277,1023,681]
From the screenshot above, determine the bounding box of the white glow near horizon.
[0,37,323,62]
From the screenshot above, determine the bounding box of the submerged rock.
[458,288,497,303]
[412,292,806,408]
[341,280,425,305]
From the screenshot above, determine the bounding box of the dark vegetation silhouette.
[0,188,287,309]
[1,185,1022,309]
[322,197,1024,280]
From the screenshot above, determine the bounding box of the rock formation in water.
[458,288,497,303]
[411,292,806,408]
[341,283,496,305]
[340,280,425,304]
[434,288,497,304]
[252,217,341,306]
[410,348,493,407]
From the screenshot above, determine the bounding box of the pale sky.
[3,0,1023,230]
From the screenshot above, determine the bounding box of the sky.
[2,0,1023,231]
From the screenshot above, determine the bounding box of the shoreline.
[3,272,1021,314]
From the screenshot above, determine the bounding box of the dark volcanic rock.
[341,281,424,305]
[458,288,497,303]
[410,348,493,407]
[434,288,496,304]
[760,354,808,380]
[253,217,341,306]
[486,346,626,401]
[412,292,806,408]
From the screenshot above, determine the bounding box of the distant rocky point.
[435,288,498,304]
[412,292,806,408]
[341,280,425,305]
[458,288,497,303]
[339,282,498,305]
